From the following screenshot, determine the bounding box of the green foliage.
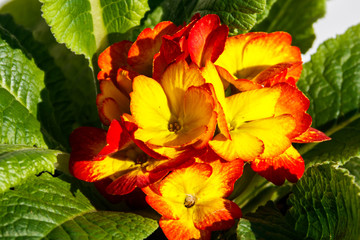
[288,164,360,239]
[341,157,360,186]
[253,0,326,53]
[160,0,266,33]
[0,173,158,239]
[0,23,47,148]
[39,0,150,61]
[298,24,360,166]
[237,201,301,240]
[0,144,60,194]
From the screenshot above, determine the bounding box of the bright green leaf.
[297,24,360,166]
[45,211,158,240]
[0,24,46,148]
[0,173,158,239]
[39,0,150,62]
[0,144,61,194]
[252,0,326,53]
[288,164,360,239]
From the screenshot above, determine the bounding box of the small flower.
[143,159,243,240]
[215,32,302,92]
[69,119,188,195]
[130,60,217,157]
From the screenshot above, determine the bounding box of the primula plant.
[0,0,360,239]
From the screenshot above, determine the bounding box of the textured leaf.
[297,24,360,166]
[288,164,360,239]
[160,0,266,33]
[238,201,301,240]
[236,219,256,240]
[39,0,150,61]
[0,144,60,194]
[0,173,158,239]
[252,0,326,53]
[0,23,46,148]
[341,157,360,186]
[0,4,101,149]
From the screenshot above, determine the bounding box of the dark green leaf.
[297,24,360,166]
[159,0,266,33]
[288,164,360,239]
[238,201,302,240]
[0,144,61,194]
[0,173,158,239]
[252,0,326,53]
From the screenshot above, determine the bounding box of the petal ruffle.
[160,217,211,240]
[251,145,305,185]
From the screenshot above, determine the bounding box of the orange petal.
[274,83,311,139]
[193,198,241,231]
[188,14,228,67]
[97,41,132,80]
[161,60,205,116]
[128,21,179,76]
[160,217,211,240]
[293,127,331,143]
[97,80,130,125]
[251,145,305,185]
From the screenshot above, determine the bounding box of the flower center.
[184,194,196,208]
[168,121,181,133]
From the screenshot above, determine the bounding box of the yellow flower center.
[184,194,196,208]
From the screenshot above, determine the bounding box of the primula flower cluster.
[69,14,330,239]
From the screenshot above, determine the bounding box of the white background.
[0,0,359,62]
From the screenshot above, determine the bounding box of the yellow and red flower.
[143,159,243,240]
[129,60,217,157]
[69,119,192,195]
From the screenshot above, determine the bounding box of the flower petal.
[130,75,172,139]
[209,131,264,161]
[188,14,228,67]
[160,217,211,240]
[293,127,331,143]
[96,80,130,125]
[128,21,179,76]
[251,145,305,185]
[193,198,241,231]
[161,60,205,116]
[97,41,132,80]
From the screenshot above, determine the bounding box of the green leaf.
[288,164,360,239]
[252,0,326,53]
[0,3,101,149]
[160,0,266,33]
[39,0,150,62]
[341,157,360,186]
[45,211,158,240]
[236,219,256,240]
[0,144,61,194]
[0,173,158,239]
[297,24,360,166]
[0,23,46,148]
[238,201,302,240]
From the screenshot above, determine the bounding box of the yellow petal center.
[184,194,197,208]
